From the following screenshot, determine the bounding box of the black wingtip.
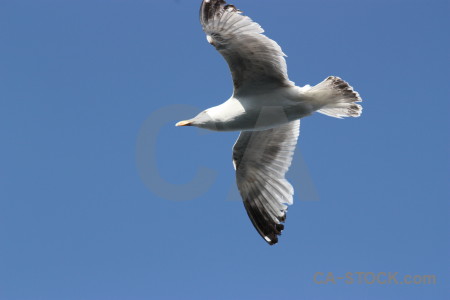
[265,233,280,246]
[201,0,241,24]
[243,198,287,246]
[265,223,285,246]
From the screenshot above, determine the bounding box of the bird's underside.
[191,0,363,245]
[199,0,299,245]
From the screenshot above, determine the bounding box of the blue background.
[1,0,448,299]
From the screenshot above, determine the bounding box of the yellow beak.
[175,120,193,127]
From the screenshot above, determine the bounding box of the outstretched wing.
[200,0,294,94]
[232,120,300,245]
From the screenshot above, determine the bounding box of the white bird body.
[176,0,363,245]
[205,86,317,131]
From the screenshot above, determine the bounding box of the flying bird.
[176,0,362,245]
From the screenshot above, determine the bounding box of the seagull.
[176,0,362,245]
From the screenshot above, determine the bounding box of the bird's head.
[175,110,219,130]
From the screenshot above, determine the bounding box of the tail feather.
[308,76,363,118]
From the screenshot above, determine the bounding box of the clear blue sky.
[1,0,448,299]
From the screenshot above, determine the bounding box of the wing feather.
[232,120,300,245]
[200,0,294,94]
